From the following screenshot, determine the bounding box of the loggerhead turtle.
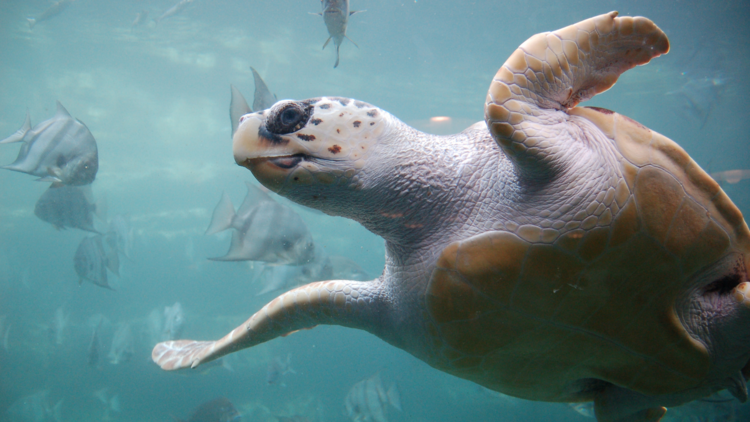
[153,12,750,422]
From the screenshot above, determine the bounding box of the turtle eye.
[266,101,312,135]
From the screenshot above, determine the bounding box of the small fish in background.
[176,397,241,422]
[255,245,333,296]
[7,390,63,422]
[277,416,311,422]
[229,67,277,136]
[87,316,104,368]
[266,353,296,386]
[93,388,121,420]
[344,373,401,422]
[108,214,134,259]
[710,169,750,185]
[50,306,69,346]
[74,234,119,289]
[108,323,134,364]
[163,302,185,341]
[146,308,164,344]
[154,0,194,27]
[180,357,234,376]
[329,255,370,281]
[131,10,148,29]
[1,102,99,186]
[0,315,10,352]
[206,182,315,265]
[312,0,364,68]
[26,0,74,29]
[34,185,100,233]
[569,402,595,418]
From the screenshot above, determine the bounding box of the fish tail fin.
[345,35,359,48]
[205,191,236,235]
[322,36,332,50]
[387,383,402,411]
[334,44,340,68]
[0,110,31,144]
[27,18,36,29]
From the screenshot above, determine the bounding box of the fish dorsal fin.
[55,101,72,118]
[205,191,236,236]
[309,11,323,16]
[244,181,274,203]
[230,84,252,136]
[322,36,332,50]
[350,10,366,16]
[0,110,31,144]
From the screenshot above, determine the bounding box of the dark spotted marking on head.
[367,109,379,118]
[329,97,350,106]
[369,122,375,126]
[328,145,341,154]
[353,120,361,128]
[354,101,367,109]
[336,129,340,134]
[311,118,322,125]
[319,103,331,110]
[297,134,316,141]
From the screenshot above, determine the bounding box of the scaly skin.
[154,12,750,422]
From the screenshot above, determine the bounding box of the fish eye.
[266,101,312,135]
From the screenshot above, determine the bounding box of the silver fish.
[93,388,120,419]
[251,67,277,112]
[229,85,252,137]
[146,308,164,344]
[345,373,401,422]
[131,10,148,28]
[255,245,333,296]
[7,390,63,422]
[569,402,595,418]
[329,255,370,281]
[313,0,364,68]
[162,302,185,341]
[229,67,277,136]
[1,101,98,186]
[206,182,315,265]
[34,185,98,232]
[266,353,295,385]
[108,323,134,364]
[0,315,10,352]
[51,306,69,346]
[109,214,133,259]
[87,317,103,367]
[26,0,74,29]
[154,0,193,26]
[181,398,241,422]
[74,235,118,289]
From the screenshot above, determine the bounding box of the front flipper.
[152,279,384,370]
[485,11,669,178]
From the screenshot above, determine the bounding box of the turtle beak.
[233,113,307,192]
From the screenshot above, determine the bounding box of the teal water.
[1,0,749,421]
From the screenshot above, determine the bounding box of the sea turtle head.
[233,96,394,214]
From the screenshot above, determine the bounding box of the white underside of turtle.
[153,12,750,422]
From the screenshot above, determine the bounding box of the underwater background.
[1,0,749,421]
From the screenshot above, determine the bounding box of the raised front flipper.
[152,279,384,370]
[485,11,669,177]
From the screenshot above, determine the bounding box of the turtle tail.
[152,279,384,370]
